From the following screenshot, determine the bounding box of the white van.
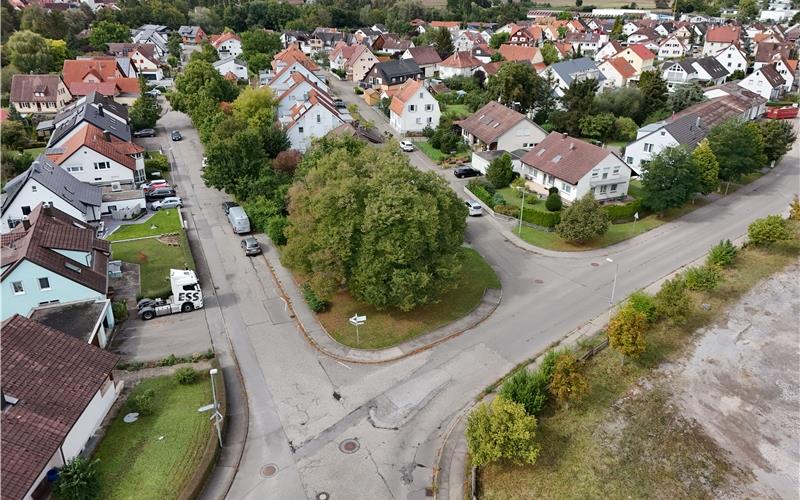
[466,200,483,217]
[227,206,251,234]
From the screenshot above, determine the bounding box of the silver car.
[151,197,182,210]
[241,236,262,256]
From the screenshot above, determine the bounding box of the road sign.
[349,314,366,326]
[633,211,639,220]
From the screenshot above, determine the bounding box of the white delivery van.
[228,206,251,234]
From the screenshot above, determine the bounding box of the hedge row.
[603,198,642,222]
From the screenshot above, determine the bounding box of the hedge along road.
[165,82,800,500]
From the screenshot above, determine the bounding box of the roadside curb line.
[261,254,503,365]
[432,399,476,500]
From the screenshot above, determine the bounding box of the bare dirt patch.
[157,234,180,246]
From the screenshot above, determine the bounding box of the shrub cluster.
[132,389,156,416]
[302,284,330,313]
[627,291,658,323]
[706,239,737,268]
[748,215,791,246]
[175,367,199,385]
[112,300,128,322]
[603,199,642,222]
[654,276,692,324]
[684,265,722,291]
[499,348,563,416]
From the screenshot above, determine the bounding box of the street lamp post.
[209,368,223,448]
[516,186,526,235]
[606,257,619,326]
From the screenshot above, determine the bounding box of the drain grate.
[339,438,360,454]
[590,262,600,267]
[260,464,278,478]
[534,279,544,284]
[316,493,330,500]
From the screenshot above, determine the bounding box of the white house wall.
[624,128,679,170]
[497,120,547,151]
[59,147,136,186]
[1,180,93,233]
[61,378,119,459]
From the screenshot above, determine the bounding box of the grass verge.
[107,210,183,241]
[23,146,45,157]
[112,235,195,298]
[414,140,445,162]
[317,247,500,349]
[478,225,800,498]
[94,373,213,500]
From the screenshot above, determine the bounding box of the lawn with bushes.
[476,220,800,498]
[414,140,445,162]
[107,210,183,241]
[94,372,214,500]
[111,234,195,299]
[316,247,500,349]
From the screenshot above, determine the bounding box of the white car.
[152,197,183,210]
[146,89,161,96]
[465,200,483,216]
[400,140,415,152]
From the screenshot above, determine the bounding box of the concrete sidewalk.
[260,244,502,364]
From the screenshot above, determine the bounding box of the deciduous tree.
[486,152,514,188]
[549,352,589,407]
[758,119,796,164]
[641,146,701,215]
[6,30,52,73]
[486,62,545,114]
[88,20,130,50]
[555,193,610,243]
[552,78,598,136]
[540,42,560,65]
[668,83,705,112]
[489,31,509,49]
[707,119,766,182]
[466,397,540,467]
[691,139,719,194]
[607,305,647,361]
[637,70,668,122]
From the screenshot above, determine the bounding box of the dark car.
[454,166,482,178]
[171,130,182,141]
[145,187,177,201]
[241,236,262,256]
[334,98,345,108]
[133,128,156,138]
[222,201,239,214]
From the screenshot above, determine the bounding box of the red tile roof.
[498,44,539,62]
[440,51,482,68]
[605,57,636,79]
[627,43,655,60]
[430,21,460,29]
[520,132,617,185]
[1,314,118,500]
[389,78,423,115]
[46,123,142,170]
[210,31,241,48]
[706,25,742,44]
[62,58,139,97]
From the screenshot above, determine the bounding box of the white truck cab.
[137,269,204,320]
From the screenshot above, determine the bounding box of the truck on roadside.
[137,269,204,320]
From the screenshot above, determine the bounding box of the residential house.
[661,57,729,91]
[622,21,641,37]
[0,204,112,322]
[307,28,352,53]
[542,57,605,97]
[372,33,413,55]
[702,25,742,56]
[388,79,440,135]
[61,58,140,105]
[520,132,633,202]
[280,89,351,152]
[627,27,659,44]
[713,44,748,75]
[362,59,423,90]
[9,75,72,116]
[655,21,675,38]
[211,32,243,58]
[131,25,168,57]
[213,56,249,81]
[614,44,655,74]
[178,25,206,44]
[270,45,327,83]
[657,34,689,59]
[439,51,482,79]
[594,40,624,61]
[354,27,381,45]
[429,21,461,36]
[266,60,329,94]
[106,43,163,81]
[45,124,146,188]
[1,155,102,233]
[48,92,131,149]
[275,72,328,116]
[598,57,637,89]
[498,44,543,64]
[330,43,376,82]
[454,30,486,52]
[473,61,504,82]
[471,44,495,64]
[508,25,544,47]
[737,63,786,100]
[400,46,442,78]
[624,113,710,170]
[690,57,730,86]
[457,101,546,152]
[563,31,605,56]
[753,41,791,70]
[0,314,120,500]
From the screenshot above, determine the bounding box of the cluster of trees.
[129,78,162,131]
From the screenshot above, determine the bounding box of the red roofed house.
[210,31,243,58]
[329,42,377,82]
[280,89,351,152]
[9,74,72,116]
[400,46,443,77]
[1,314,120,500]
[46,124,146,187]
[429,20,461,35]
[598,57,637,88]
[508,25,544,47]
[614,44,655,74]
[388,79,440,135]
[439,51,482,78]
[498,44,543,64]
[520,132,633,203]
[702,25,742,57]
[61,58,140,105]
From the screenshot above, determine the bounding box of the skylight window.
[64,262,81,273]
[552,155,562,163]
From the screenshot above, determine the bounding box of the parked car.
[146,89,161,96]
[171,130,182,141]
[228,206,250,234]
[334,98,345,108]
[222,201,239,214]
[454,166,482,178]
[151,197,183,210]
[133,128,156,138]
[241,236,262,256]
[145,187,177,201]
[142,179,170,192]
[399,140,415,152]
[465,200,483,216]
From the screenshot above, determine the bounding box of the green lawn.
[517,217,664,251]
[112,235,195,298]
[317,248,500,349]
[628,179,644,200]
[414,140,445,162]
[497,187,552,213]
[444,103,471,119]
[107,210,183,241]
[94,374,213,500]
[23,146,45,158]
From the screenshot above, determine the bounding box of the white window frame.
[94,161,111,170]
[38,277,51,291]
[12,281,24,295]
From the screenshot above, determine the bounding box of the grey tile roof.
[692,56,728,79]
[49,92,131,147]
[662,113,709,147]
[549,57,605,86]
[371,59,423,80]
[2,155,102,216]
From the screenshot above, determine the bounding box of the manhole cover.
[260,464,278,478]
[534,279,543,284]
[316,493,330,500]
[339,438,359,454]
[590,262,600,267]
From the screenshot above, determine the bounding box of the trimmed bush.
[545,192,562,212]
[748,215,791,246]
[603,199,642,222]
[467,180,496,207]
[112,300,128,322]
[302,284,330,313]
[627,291,658,323]
[706,239,737,268]
[493,204,519,217]
[499,368,550,415]
[522,209,561,228]
[132,389,156,416]
[175,367,199,385]
[654,276,692,324]
[684,265,722,291]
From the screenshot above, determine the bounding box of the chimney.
[103,130,111,142]
[21,216,30,231]
[569,143,576,150]
[97,103,104,117]
[562,132,569,139]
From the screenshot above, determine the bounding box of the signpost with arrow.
[349,314,366,346]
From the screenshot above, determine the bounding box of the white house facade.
[388,79,441,134]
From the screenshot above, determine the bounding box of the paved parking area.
[110,309,212,362]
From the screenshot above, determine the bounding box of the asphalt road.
[156,87,800,500]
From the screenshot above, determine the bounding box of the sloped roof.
[549,57,605,85]
[9,75,65,104]
[706,25,741,43]
[674,84,766,129]
[520,132,617,185]
[405,46,442,65]
[605,57,637,79]
[210,31,240,48]
[498,44,538,62]
[757,63,786,87]
[440,51,482,68]
[2,155,102,215]
[371,59,422,79]
[389,79,423,115]
[692,56,729,79]
[661,113,709,147]
[754,41,791,63]
[50,91,130,146]
[430,21,460,29]
[457,101,530,144]
[1,314,118,500]
[46,123,142,170]
[627,43,655,60]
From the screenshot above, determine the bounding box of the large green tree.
[668,83,705,112]
[707,119,767,182]
[283,138,467,311]
[241,28,282,64]
[551,77,598,136]
[6,30,52,73]
[691,139,720,194]
[129,79,162,131]
[540,42,559,65]
[641,146,701,214]
[485,152,514,188]
[555,193,610,243]
[486,62,545,114]
[466,397,540,467]
[434,27,454,56]
[88,20,130,50]
[169,59,238,119]
[637,70,669,122]
[758,119,796,164]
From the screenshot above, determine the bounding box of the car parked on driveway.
[171,130,182,141]
[145,187,177,201]
[400,140,415,152]
[465,200,483,216]
[241,236,262,256]
[133,128,156,138]
[454,166,482,178]
[142,179,170,192]
[151,197,183,210]
[222,201,239,214]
